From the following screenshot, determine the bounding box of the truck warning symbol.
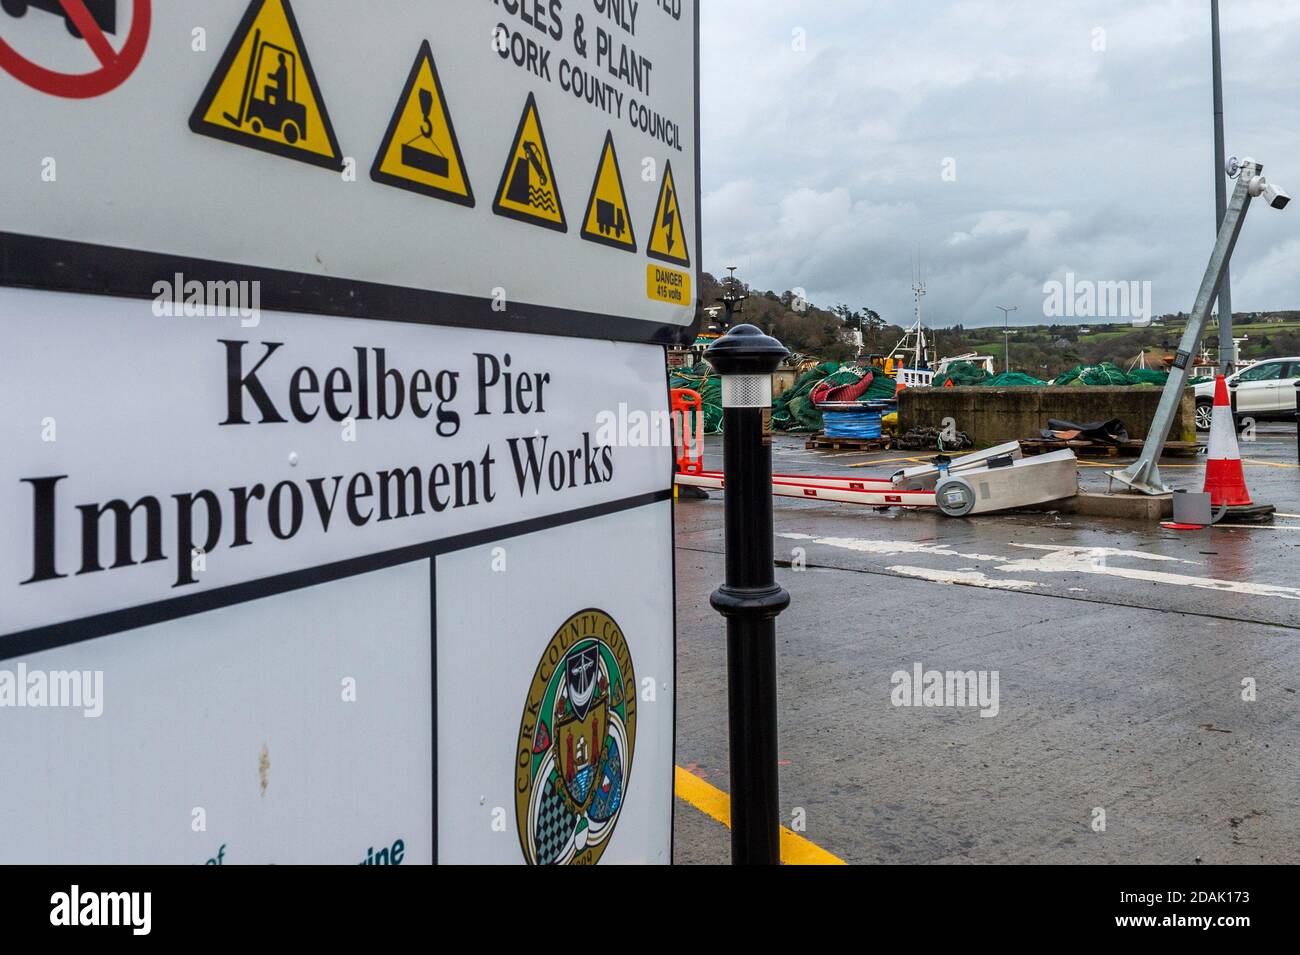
[370,40,474,207]
[492,92,566,232]
[580,131,637,253]
[647,159,690,267]
[189,0,342,171]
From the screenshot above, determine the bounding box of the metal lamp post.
[1211,0,1234,374]
[717,265,748,332]
[1109,157,1288,494]
[997,305,1017,373]
[704,323,790,865]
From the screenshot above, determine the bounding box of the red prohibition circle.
[0,0,150,98]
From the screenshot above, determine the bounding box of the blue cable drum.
[822,410,882,439]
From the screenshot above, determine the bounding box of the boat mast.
[912,278,927,368]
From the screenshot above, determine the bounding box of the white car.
[1193,356,1300,430]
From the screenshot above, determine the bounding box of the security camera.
[1248,175,1290,209]
[1263,181,1291,210]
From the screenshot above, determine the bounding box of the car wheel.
[1194,399,1213,432]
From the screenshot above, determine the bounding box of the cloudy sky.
[698,0,1300,328]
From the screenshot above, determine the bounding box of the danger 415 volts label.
[647,264,689,305]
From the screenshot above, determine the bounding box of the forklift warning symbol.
[646,160,690,268]
[188,0,342,171]
[370,40,473,207]
[580,131,637,253]
[492,92,566,233]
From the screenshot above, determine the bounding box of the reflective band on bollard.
[704,324,790,866]
[721,375,774,409]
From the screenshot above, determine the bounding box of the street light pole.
[718,266,748,332]
[1212,0,1233,375]
[996,305,1018,373]
[1108,158,1285,495]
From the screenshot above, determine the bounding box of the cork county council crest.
[516,609,637,865]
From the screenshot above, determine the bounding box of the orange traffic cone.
[1202,374,1273,520]
[1203,375,1252,505]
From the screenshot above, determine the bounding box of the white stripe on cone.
[1206,404,1241,461]
[1203,374,1254,507]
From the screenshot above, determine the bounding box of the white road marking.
[782,534,1300,601]
[778,533,1008,563]
[887,566,1039,590]
[1007,543,1195,564]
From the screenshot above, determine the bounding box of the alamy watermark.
[890,662,999,717]
[152,272,260,327]
[0,663,103,718]
[594,403,703,453]
[50,886,150,935]
[1043,272,1152,326]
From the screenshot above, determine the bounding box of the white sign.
[1,289,672,632]
[1,0,693,866]
[0,560,435,864]
[0,285,678,864]
[0,0,700,342]
[2,0,691,867]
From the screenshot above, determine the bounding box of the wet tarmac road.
[671,425,1300,863]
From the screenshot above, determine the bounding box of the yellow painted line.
[673,765,846,865]
[1215,524,1300,530]
[1076,460,1203,469]
[1076,458,1288,470]
[846,455,931,468]
[1242,458,1300,469]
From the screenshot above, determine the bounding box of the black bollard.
[704,324,790,865]
[1295,380,1299,465]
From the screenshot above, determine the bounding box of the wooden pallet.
[1020,438,1201,459]
[805,433,892,452]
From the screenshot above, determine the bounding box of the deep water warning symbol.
[370,40,474,207]
[492,92,566,233]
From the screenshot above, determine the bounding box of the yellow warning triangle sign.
[189,0,343,171]
[492,92,566,232]
[370,41,474,207]
[580,132,637,253]
[647,160,690,267]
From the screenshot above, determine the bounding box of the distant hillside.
[696,272,1300,376]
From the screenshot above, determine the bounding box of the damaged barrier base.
[675,442,1080,518]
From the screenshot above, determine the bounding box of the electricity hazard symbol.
[580,131,637,253]
[189,0,343,171]
[647,160,689,267]
[370,40,473,207]
[492,92,566,232]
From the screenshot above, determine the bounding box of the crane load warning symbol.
[189,0,342,171]
[647,160,690,267]
[580,131,637,253]
[370,40,473,207]
[492,92,566,232]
